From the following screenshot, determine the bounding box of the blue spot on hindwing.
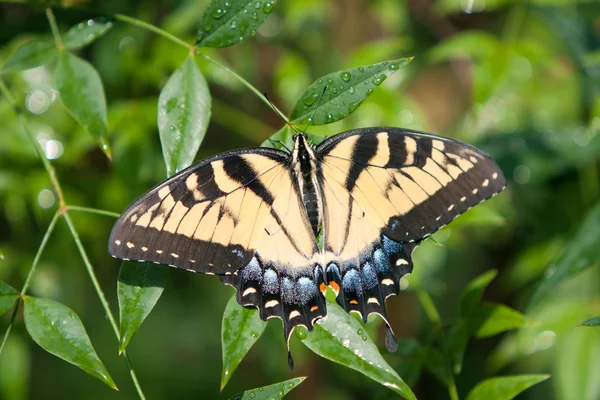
[342,269,362,295]
[263,268,278,293]
[242,256,261,281]
[361,262,378,289]
[296,277,317,304]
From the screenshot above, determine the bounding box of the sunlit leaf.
[428,31,499,63]
[290,58,412,125]
[580,317,600,327]
[0,280,18,316]
[230,377,305,400]
[118,261,167,352]
[528,202,600,309]
[301,300,415,400]
[23,296,117,389]
[556,324,600,399]
[466,375,549,400]
[451,206,506,228]
[460,270,497,318]
[221,295,267,391]
[196,0,277,48]
[63,18,113,50]
[469,302,527,338]
[54,50,111,159]
[0,40,57,73]
[158,55,211,177]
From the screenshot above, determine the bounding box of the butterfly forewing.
[109,149,289,274]
[317,128,506,242]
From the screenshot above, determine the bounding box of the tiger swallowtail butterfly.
[109,127,505,367]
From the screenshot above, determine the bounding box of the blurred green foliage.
[0,0,599,399]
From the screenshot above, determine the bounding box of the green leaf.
[230,377,305,400]
[118,261,167,352]
[301,300,415,400]
[63,18,113,50]
[460,270,497,318]
[466,375,550,400]
[0,280,18,316]
[0,40,57,73]
[446,321,469,374]
[290,58,412,125]
[451,206,506,228]
[54,51,111,159]
[196,0,277,48]
[428,31,499,63]
[580,317,600,327]
[469,302,527,339]
[23,296,117,389]
[221,295,267,391]
[528,202,600,309]
[158,55,211,177]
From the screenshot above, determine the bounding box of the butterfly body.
[109,127,505,356]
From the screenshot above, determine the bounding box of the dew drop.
[358,67,365,73]
[366,88,373,95]
[249,391,256,398]
[327,78,334,85]
[372,75,385,85]
[327,113,335,123]
[230,21,237,29]
[263,1,274,13]
[202,23,212,32]
[253,12,259,20]
[390,62,400,70]
[254,1,262,9]
[169,125,176,131]
[332,87,337,94]
[340,71,351,82]
[213,8,225,19]
[317,79,323,84]
[349,100,362,113]
[349,86,355,94]
[303,93,320,106]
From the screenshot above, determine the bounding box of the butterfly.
[109,127,505,367]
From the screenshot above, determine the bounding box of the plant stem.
[0,211,60,359]
[0,76,147,399]
[45,7,63,49]
[67,205,120,219]
[416,289,460,400]
[21,212,61,295]
[113,13,192,50]
[197,52,289,122]
[111,13,288,123]
[62,213,146,399]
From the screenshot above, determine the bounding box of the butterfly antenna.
[301,85,328,135]
[263,93,299,134]
[267,138,291,152]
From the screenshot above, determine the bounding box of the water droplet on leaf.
[340,71,351,81]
